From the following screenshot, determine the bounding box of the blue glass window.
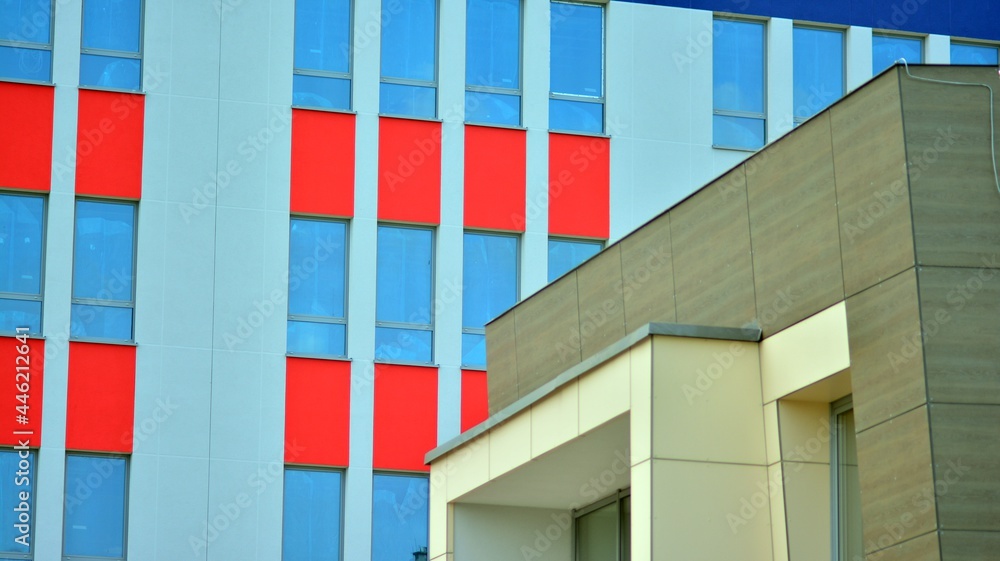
[0,0,53,82]
[288,219,348,357]
[63,455,127,559]
[0,193,44,335]
[951,42,999,65]
[293,0,352,110]
[80,0,142,91]
[0,449,34,559]
[380,0,437,118]
[548,238,601,282]
[466,0,521,126]
[375,225,433,363]
[372,473,428,561]
[793,27,844,124]
[550,1,604,133]
[283,468,343,561]
[713,19,766,150]
[71,200,136,341]
[872,34,922,73]
[462,232,517,368]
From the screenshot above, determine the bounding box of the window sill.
[465,121,527,131]
[68,337,137,346]
[378,113,443,123]
[291,104,356,115]
[285,353,351,362]
[712,144,762,153]
[548,128,611,139]
[373,358,439,368]
[0,78,54,87]
[79,84,145,95]
[0,332,43,339]
[460,364,487,372]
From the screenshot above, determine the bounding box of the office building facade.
[0,0,996,558]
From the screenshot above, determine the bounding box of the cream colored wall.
[649,337,772,560]
[453,504,573,561]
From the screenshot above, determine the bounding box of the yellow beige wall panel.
[782,461,832,561]
[777,400,832,465]
[760,302,851,403]
[578,350,630,434]
[630,339,653,465]
[830,71,915,297]
[928,403,1000,531]
[865,531,940,561]
[900,67,1000,268]
[444,433,490,502]
[575,244,627,359]
[846,269,926,432]
[485,311,519,414]
[767,463,790,561]
[763,401,780,466]
[529,379,579,458]
[917,266,1000,405]
[856,405,937,555]
[652,337,766,465]
[746,112,845,336]
[671,165,757,329]
[429,463,449,559]
[940,530,1000,560]
[488,413,531,479]
[652,459,773,561]
[631,459,653,561]
[514,273,581,400]
[619,213,676,332]
[452,504,573,561]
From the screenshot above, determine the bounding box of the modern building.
[0,0,996,558]
[426,64,1000,561]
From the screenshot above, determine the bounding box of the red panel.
[66,342,136,453]
[548,133,610,238]
[0,83,53,192]
[377,117,441,224]
[460,370,489,433]
[0,336,44,447]
[75,89,144,199]
[290,109,356,217]
[464,125,526,231]
[373,364,437,471]
[284,357,351,466]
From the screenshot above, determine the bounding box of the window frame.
[0,447,37,560]
[871,31,924,73]
[548,0,606,135]
[291,0,355,112]
[374,223,435,364]
[830,396,860,561]
[791,23,846,126]
[465,0,524,127]
[371,471,430,561]
[0,190,47,337]
[950,39,1000,65]
[573,488,631,561]
[712,16,767,151]
[69,198,139,344]
[79,0,144,92]
[281,465,346,561]
[378,0,440,119]
[547,236,603,283]
[0,0,55,84]
[461,230,520,369]
[286,216,350,359]
[61,453,129,561]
